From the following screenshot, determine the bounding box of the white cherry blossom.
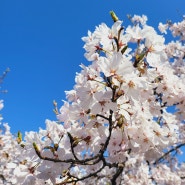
[0,12,185,184]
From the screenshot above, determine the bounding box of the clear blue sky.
[0,0,185,134]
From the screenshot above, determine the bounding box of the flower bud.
[110,11,119,22]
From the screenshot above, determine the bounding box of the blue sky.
[0,0,185,134]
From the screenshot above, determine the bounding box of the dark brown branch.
[62,162,105,184]
[111,163,124,185]
[114,27,124,52]
[96,114,109,120]
[67,132,80,161]
[154,142,185,165]
[32,79,118,184]
[33,109,114,164]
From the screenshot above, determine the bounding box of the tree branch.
[154,142,185,165]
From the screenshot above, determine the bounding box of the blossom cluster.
[0,12,185,184]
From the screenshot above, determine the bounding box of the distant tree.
[0,12,185,185]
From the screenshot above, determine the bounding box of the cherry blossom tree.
[0,11,185,185]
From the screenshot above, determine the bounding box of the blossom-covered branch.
[0,11,185,185]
